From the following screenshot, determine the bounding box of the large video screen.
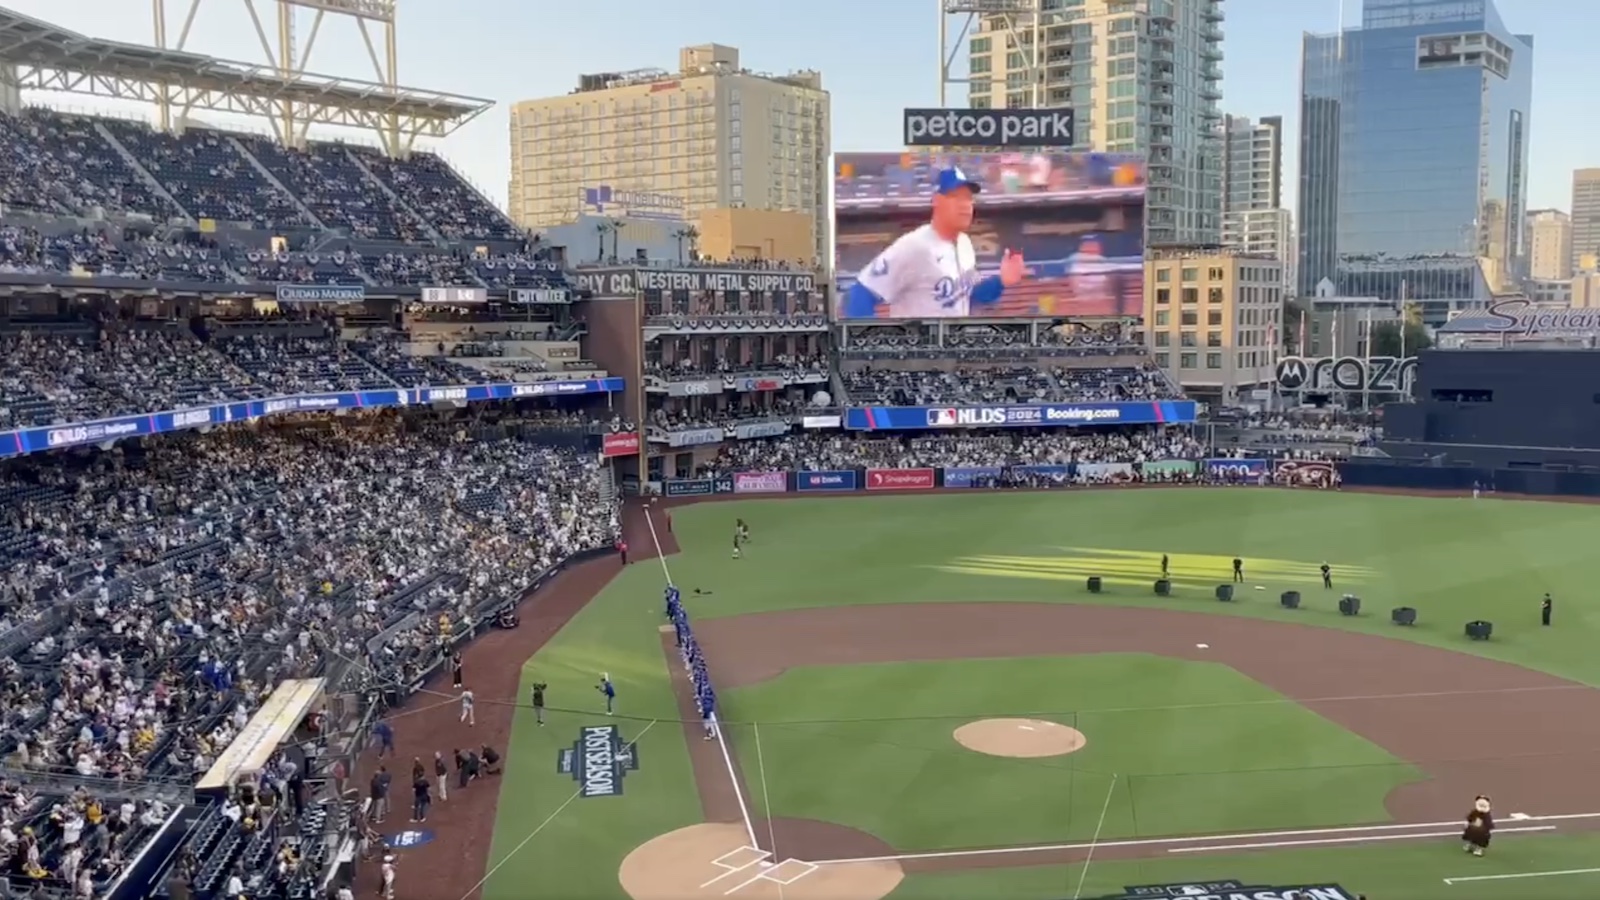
[833,151,1145,320]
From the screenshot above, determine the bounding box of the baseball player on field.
[842,166,1029,319]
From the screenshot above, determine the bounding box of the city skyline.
[2,0,1591,218]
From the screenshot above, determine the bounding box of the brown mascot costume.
[1462,795,1494,856]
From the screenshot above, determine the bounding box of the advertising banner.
[733,472,788,494]
[510,288,571,304]
[834,150,1145,319]
[901,108,1075,148]
[666,380,722,397]
[664,479,713,497]
[801,415,842,429]
[275,284,365,303]
[1013,464,1071,483]
[0,378,626,460]
[1078,462,1133,479]
[668,428,724,448]
[1206,458,1269,478]
[572,268,817,297]
[1275,459,1339,488]
[943,466,1003,488]
[733,421,790,440]
[865,468,935,491]
[601,432,640,458]
[845,401,1196,431]
[421,286,488,304]
[796,470,857,492]
[732,376,785,392]
[1141,459,1198,477]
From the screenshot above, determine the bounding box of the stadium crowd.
[0,413,618,897]
[843,363,1180,406]
[1,109,520,242]
[0,323,585,430]
[706,428,1206,474]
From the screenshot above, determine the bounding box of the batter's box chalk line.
[698,847,771,888]
[721,858,819,895]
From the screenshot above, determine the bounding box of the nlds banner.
[733,472,788,494]
[866,468,935,491]
[601,433,640,458]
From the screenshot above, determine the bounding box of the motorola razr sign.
[902,108,1075,148]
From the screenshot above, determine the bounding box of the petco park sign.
[903,108,1075,147]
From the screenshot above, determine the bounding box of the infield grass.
[479,488,1600,900]
[720,654,1415,849]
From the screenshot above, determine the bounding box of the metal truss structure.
[0,0,492,155]
[938,0,1042,109]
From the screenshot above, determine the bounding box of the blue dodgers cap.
[934,166,981,195]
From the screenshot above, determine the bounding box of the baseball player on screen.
[842,166,1028,318]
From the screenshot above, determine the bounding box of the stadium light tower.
[151,0,419,149]
[937,0,1042,109]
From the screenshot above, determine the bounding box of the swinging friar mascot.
[1462,795,1494,856]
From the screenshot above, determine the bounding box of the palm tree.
[608,218,626,260]
[671,227,691,264]
[682,225,700,262]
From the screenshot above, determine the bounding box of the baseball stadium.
[0,1,1594,900]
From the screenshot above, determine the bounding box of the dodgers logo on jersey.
[933,277,960,308]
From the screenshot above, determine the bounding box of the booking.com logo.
[1045,407,1122,422]
[902,108,1075,147]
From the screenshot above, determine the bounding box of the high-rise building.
[1572,169,1600,274]
[1218,114,1291,286]
[1220,114,1282,212]
[1525,209,1572,282]
[958,0,1224,245]
[1143,246,1281,404]
[507,44,830,262]
[1297,0,1532,324]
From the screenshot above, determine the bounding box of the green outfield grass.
[720,655,1416,849]
[475,489,1600,900]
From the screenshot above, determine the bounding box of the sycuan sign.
[1440,298,1600,337]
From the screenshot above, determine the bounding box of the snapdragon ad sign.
[557,725,639,798]
[902,108,1074,147]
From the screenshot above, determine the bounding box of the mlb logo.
[927,408,958,426]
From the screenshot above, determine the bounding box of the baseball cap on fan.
[934,166,981,195]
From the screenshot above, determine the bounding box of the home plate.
[1196,643,1210,649]
[1019,725,1035,731]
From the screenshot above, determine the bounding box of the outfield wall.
[1338,454,1600,498]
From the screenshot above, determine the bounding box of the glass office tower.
[1297,0,1532,323]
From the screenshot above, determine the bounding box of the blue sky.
[8,0,1591,213]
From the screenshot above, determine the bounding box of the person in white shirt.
[460,689,475,726]
[381,854,397,900]
[843,166,1027,319]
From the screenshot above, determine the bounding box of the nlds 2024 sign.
[1275,356,1417,393]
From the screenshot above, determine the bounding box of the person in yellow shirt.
[85,799,104,826]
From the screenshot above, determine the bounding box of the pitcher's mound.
[954,718,1086,758]
[619,822,903,900]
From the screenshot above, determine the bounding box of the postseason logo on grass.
[1096,882,1361,900]
[556,725,640,798]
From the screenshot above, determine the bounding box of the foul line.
[1444,866,1600,885]
[754,722,780,863]
[812,811,1600,866]
[458,719,658,900]
[645,508,759,849]
[1070,773,1118,900]
[1168,825,1555,854]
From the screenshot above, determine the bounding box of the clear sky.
[7,0,1591,213]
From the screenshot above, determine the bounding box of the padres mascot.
[1462,795,1494,856]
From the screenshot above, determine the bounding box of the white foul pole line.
[1070,774,1118,900]
[644,507,759,848]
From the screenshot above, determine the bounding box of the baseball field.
[375,487,1600,900]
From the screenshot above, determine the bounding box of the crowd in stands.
[707,428,1206,474]
[0,779,175,898]
[2,109,522,242]
[0,413,618,895]
[0,323,583,430]
[649,398,801,436]
[840,325,1142,361]
[843,362,1179,406]
[645,354,828,382]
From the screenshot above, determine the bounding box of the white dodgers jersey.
[855,224,980,318]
